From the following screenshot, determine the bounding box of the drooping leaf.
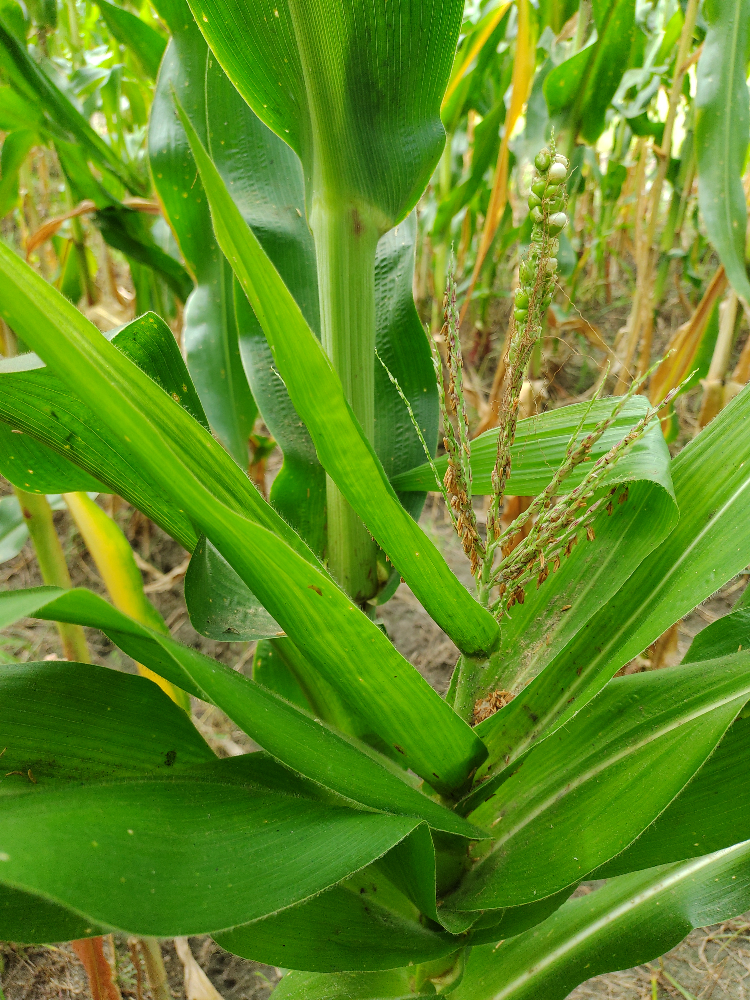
[449,842,750,1000]
[0,314,212,549]
[0,586,485,830]
[0,659,214,794]
[695,0,750,303]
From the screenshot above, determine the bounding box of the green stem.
[138,939,172,1000]
[310,200,380,604]
[13,488,90,662]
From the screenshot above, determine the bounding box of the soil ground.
[1,486,749,1000]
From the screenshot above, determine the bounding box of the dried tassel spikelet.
[606,501,613,516]
[586,525,596,542]
[552,554,561,573]
[618,488,629,504]
[537,564,550,588]
[565,535,578,557]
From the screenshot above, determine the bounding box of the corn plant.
[2,3,750,999]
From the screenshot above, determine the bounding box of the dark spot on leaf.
[165,750,176,767]
[394,744,406,755]
[308,584,322,596]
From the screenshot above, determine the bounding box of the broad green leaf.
[450,842,750,1000]
[273,969,435,1000]
[0,659,213,793]
[0,254,314,558]
[696,0,750,303]
[184,535,281,639]
[476,387,750,770]
[450,655,750,911]
[596,713,750,878]
[150,29,257,465]
[0,774,419,936]
[0,885,107,944]
[215,854,456,972]
[0,586,485,830]
[175,96,501,658]
[187,0,464,229]
[97,0,167,80]
[0,16,144,193]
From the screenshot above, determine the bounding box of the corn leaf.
[96,0,167,80]
[215,848,456,972]
[186,0,463,230]
[596,712,750,878]
[0,775,419,937]
[452,654,750,910]
[449,843,750,1000]
[695,0,750,303]
[0,587,486,824]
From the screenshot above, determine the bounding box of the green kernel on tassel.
[534,149,551,172]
